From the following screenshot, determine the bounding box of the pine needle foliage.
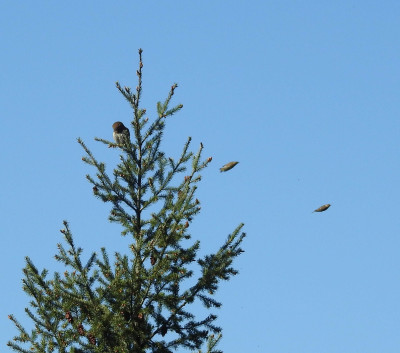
[8,49,246,353]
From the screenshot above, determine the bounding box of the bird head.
[112,121,126,133]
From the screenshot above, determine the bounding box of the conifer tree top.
[8,49,246,353]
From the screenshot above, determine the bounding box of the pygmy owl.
[112,121,130,144]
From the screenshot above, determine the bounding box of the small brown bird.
[220,161,239,172]
[313,204,331,213]
[112,121,130,144]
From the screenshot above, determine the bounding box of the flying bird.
[220,161,239,172]
[313,204,331,213]
[112,121,130,145]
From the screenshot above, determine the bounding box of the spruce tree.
[8,49,246,353]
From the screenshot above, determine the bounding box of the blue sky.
[1,1,400,352]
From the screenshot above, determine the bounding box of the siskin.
[313,204,331,213]
[220,161,239,172]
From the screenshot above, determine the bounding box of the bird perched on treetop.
[313,204,331,213]
[220,161,239,172]
[112,121,130,145]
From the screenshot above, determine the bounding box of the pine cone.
[87,333,96,345]
[65,311,73,323]
[77,323,85,336]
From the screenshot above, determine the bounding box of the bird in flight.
[220,161,239,172]
[313,204,331,213]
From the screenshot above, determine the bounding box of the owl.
[112,121,130,145]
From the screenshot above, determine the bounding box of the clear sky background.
[1,1,400,352]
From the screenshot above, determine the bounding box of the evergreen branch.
[204,333,223,353]
[6,341,31,353]
[115,81,135,108]
[134,48,144,114]
[141,136,193,212]
[80,138,140,220]
[157,83,181,118]
[142,116,165,145]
